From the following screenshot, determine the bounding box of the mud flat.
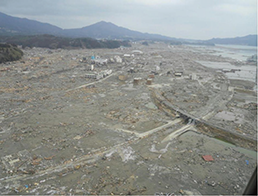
[230,79,256,90]
[0,43,256,195]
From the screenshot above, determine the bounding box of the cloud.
[129,0,186,6]
[215,2,257,16]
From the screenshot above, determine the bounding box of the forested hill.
[206,35,257,46]
[0,34,131,49]
[0,43,23,63]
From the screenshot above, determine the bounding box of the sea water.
[192,44,257,84]
[214,44,257,61]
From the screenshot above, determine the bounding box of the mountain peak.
[97,21,112,24]
[89,21,117,28]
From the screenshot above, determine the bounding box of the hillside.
[0,43,23,63]
[62,21,178,41]
[207,35,257,46]
[0,34,131,49]
[0,12,179,42]
[0,12,62,36]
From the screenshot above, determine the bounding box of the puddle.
[145,102,158,110]
[211,136,257,159]
[181,131,257,159]
[196,60,256,82]
[98,93,106,98]
[123,84,136,91]
[139,93,150,100]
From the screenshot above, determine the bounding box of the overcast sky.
[0,0,257,39]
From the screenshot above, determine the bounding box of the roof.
[131,50,143,54]
[202,155,214,162]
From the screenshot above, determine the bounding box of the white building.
[114,55,122,63]
[191,73,197,80]
[175,72,182,77]
[86,70,112,80]
[124,54,134,57]
[85,73,97,79]
[92,58,108,66]
[85,64,94,71]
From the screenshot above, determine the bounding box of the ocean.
[192,44,257,83]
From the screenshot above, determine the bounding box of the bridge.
[151,89,257,151]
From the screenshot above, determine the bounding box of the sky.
[0,0,257,40]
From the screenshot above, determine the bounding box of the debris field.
[0,43,257,195]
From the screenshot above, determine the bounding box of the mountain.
[0,12,177,42]
[62,21,175,41]
[0,12,62,36]
[63,21,142,39]
[206,35,257,46]
[0,12,256,46]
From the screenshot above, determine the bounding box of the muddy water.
[189,44,257,61]
[213,44,257,61]
[182,131,257,159]
[197,60,256,82]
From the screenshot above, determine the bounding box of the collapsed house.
[85,70,112,80]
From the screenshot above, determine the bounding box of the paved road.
[161,124,195,143]
[65,72,115,92]
[113,118,182,138]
